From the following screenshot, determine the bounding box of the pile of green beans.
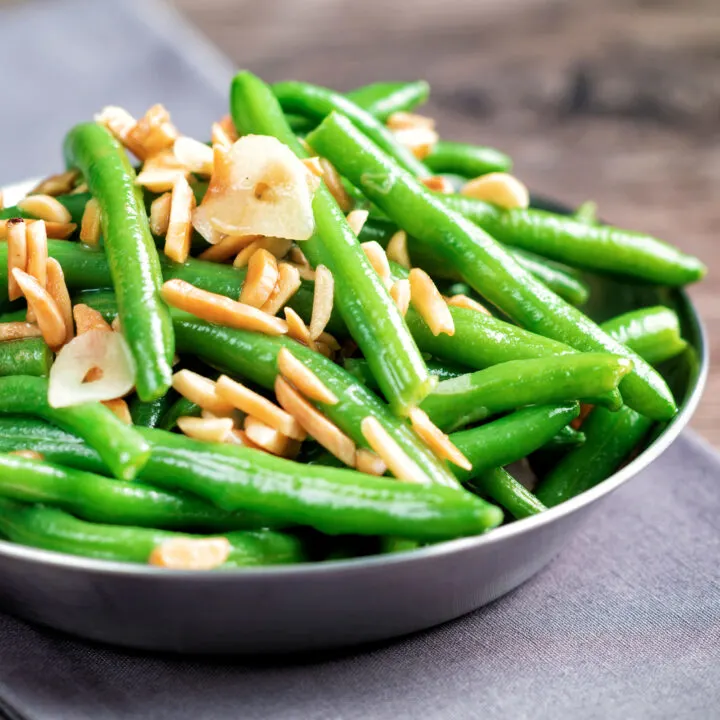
[0,72,703,570]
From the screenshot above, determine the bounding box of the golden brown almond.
[17,195,72,224]
[29,170,79,197]
[386,111,436,131]
[73,304,112,334]
[318,158,352,212]
[386,229,411,268]
[233,237,292,268]
[11,268,65,348]
[408,407,472,471]
[161,279,288,336]
[149,193,172,237]
[7,218,27,302]
[136,150,189,193]
[277,348,338,405]
[211,122,234,148]
[355,449,387,477]
[164,175,196,264]
[409,268,454,336]
[80,198,102,246]
[360,416,428,483]
[460,172,529,210]
[0,322,42,341]
[197,234,260,263]
[446,294,491,315]
[274,377,356,467]
[259,263,301,316]
[390,126,439,160]
[361,241,392,288]
[172,370,235,415]
[0,219,76,241]
[149,537,231,570]
[26,220,48,289]
[389,279,411,315]
[283,307,316,350]
[95,106,142,156]
[173,136,214,176]
[217,115,238,143]
[309,264,334,340]
[302,157,324,177]
[345,209,369,236]
[46,259,74,345]
[177,416,235,443]
[127,104,179,160]
[420,176,454,194]
[243,416,297,456]
[102,398,133,425]
[239,248,279,308]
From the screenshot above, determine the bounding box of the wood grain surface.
[174,0,719,442]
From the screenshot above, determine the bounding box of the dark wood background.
[176,0,720,441]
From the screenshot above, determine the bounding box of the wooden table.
[175,0,719,443]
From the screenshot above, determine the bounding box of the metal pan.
[0,183,708,653]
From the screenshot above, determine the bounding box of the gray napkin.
[0,1,718,718]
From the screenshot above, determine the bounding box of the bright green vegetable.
[0,338,53,377]
[467,468,546,520]
[424,140,512,178]
[347,80,430,120]
[128,394,174,429]
[157,396,201,431]
[64,122,174,401]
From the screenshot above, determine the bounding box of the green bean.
[543,424,586,449]
[0,376,149,481]
[344,356,470,390]
[232,71,433,414]
[424,140,512,178]
[420,353,631,432]
[0,498,305,567]
[467,468,546,520]
[157,396,201,431]
[128,394,174,429]
[347,80,430,120]
[439,194,706,286]
[64,122,174,401]
[0,338,53,377]
[307,112,676,421]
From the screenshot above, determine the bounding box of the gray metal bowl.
[0,183,707,653]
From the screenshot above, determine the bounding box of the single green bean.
[0,376,149,481]
[347,80,430,120]
[64,122,174,401]
[467,468,546,520]
[307,112,676,421]
[128,394,174,429]
[424,140,512,178]
[543,424,586,449]
[0,338,53,377]
[157,396,201,431]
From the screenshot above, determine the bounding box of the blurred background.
[1,0,718,442]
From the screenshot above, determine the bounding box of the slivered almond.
[317,331,340,351]
[174,136,214,176]
[409,268,454,336]
[386,112,436,131]
[216,375,305,441]
[95,106,142,155]
[345,209,369,236]
[420,176,454,194]
[360,416,428,484]
[11,269,65,348]
[177,416,235,443]
[149,537,231,570]
[211,122,234,148]
[287,262,316,281]
[111,316,122,333]
[0,322,42,341]
[356,449,387,477]
[309,265,334,340]
[126,104,179,160]
[9,450,44,460]
[288,246,309,267]
[164,175,195,264]
[217,115,238,143]
[314,341,333,359]
[386,229,411,268]
[318,158,352,212]
[201,408,237,421]
[460,173,529,210]
[240,249,278,308]
[408,408,472,471]
[149,193,172,237]
[72,183,88,195]
[198,233,260,263]
[7,219,27,301]
[260,262,301,316]
[161,279,288,336]
[73,304,112,334]
[103,398,132,425]
[0,219,76,240]
[284,307,316,350]
[302,157,324,177]
[46,259,73,345]
[17,195,72,224]
[80,198,102,246]
[277,348,338,405]
[233,237,292,268]
[389,279,411,315]
[29,170,79,197]
[243,416,297,456]
[390,126,438,160]
[26,221,48,288]
[172,370,235,415]
[361,241,392,288]
[274,377,355,467]
[136,150,189,193]
[446,294,491,315]
[225,428,256,447]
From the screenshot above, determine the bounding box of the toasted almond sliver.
[173,136,214,176]
[446,294,491,315]
[460,173,530,210]
[127,104,179,160]
[360,416,428,484]
[408,408,472,471]
[12,269,65,348]
[46,259,73,345]
[361,241,392,289]
[217,115,239,143]
[0,220,77,241]
[9,449,44,460]
[317,331,341,351]
[225,428,255,447]
[216,375,306,441]
[391,126,439,160]
[173,370,235,415]
[72,183,88,195]
[17,195,72,225]
[0,322,42,341]
[389,279,411,316]
[420,176,455,194]
[111,316,122,333]
[103,398,132,425]
[161,279,288,336]
[288,246,309,268]
[243,416,296,456]
[26,220,48,289]
[260,262,301,316]
[409,268,454,337]
[356,449,387,477]
[79,198,102,246]
[277,348,338,405]
[29,170,79,197]
[309,265,334,340]
[149,193,172,237]
[287,262,316,281]
[233,237,292,268]
[386,230,411,269]
[73,304,112,334]
[95,106,142,155]
[275,377,356,467]
[345,209,369,236]
[240,248,279,308]
[211,122,234,149]
[198,233,260,263]
[302,157,324,177]
[386,112,436,131]
[7,219,27,301]
[318,158,352,212]
[149,537,231,570]
[284,307,316,350]
[136,167,188,194]
[164,175,195,264]
[177,416,234,443]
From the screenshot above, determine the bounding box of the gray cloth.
[0,1,718,717]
